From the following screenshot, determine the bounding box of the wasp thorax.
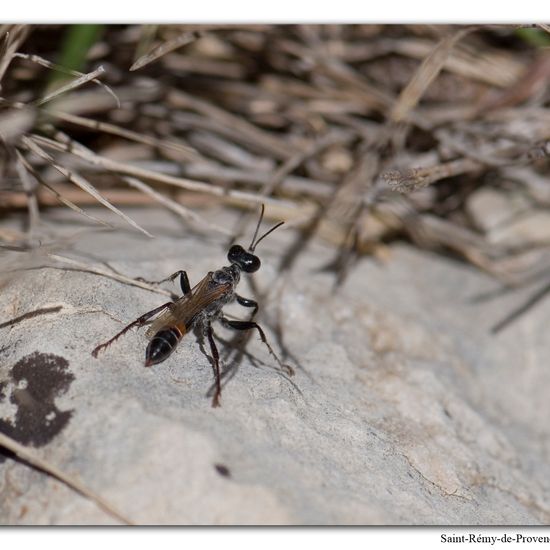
[228,245,261,273]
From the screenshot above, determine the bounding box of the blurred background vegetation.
[1,24,550,328]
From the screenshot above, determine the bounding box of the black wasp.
[92,205,292,407]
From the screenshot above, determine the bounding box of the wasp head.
[228,205,284,274]
[227,245,261,273]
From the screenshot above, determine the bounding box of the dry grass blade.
[36,65,108,106]
[123,176,232,235]
[162,53,246,80]
[22,136,153,238]
[0,187,163,210]
[187,131,274,171]
[386,36,522,88]
[0,431,133,525]
[46,253,173,297]
[477,54,550,114]
[15,149,114,228]
[181,163,333,199]
[318,58,393,112]
[130,30,200,71]
[46,110,199,161]
[169,90,295,160]
[0,25,29,85]
[14,53,120,108]
[14,149,39,233]
[390,27,477,123]
[29,133,294,209]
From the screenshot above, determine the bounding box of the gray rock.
[1,207,550,525]
[467,187,550,247]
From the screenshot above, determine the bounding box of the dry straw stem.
[0,25,29,84]
[13,53,120,108]
[44,253,173,297]
[130,30,200,71]
[123,176,232,236]
[168,90,295,160]
[1,183,195,211]
[186,131,275,172]
[1,239,174,298]
[45,109,199,161]
[316,58,393,112]
[162,51,247,80]
[13,149,40,233]
[385,35,523,88]
[36,65,108,107]
[28,133,294,209]
[180,163,333,200]
[0,431,133,525]
[390,27,478,123]
[14,150,115,228]
[22,136,153,238]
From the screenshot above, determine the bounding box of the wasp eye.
[241,254,260,273]
[228,245,261,273]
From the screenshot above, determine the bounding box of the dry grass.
[0,430,133,524]
[0,23,550,315]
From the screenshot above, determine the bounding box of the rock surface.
[1,207,550,525]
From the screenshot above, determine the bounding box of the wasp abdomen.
[145,326,183,366]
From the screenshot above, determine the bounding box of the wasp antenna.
[250,221,285,252]
[248,204,265,251]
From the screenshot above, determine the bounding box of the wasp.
[92,206,291,407]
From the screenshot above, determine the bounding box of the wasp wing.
[144,305,181,338]
[145,273,230,338]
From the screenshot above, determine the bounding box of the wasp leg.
[92,302,173,358]
[205,323,222,408]
[136,271,191,295]
[220,318,294,376]
[178,271,191,295]
[236,294,258,318]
